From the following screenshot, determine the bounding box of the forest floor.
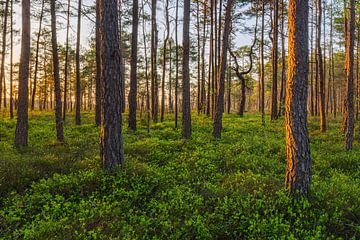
[0,112,359,239]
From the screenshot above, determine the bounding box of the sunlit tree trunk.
[345,0,355,150]
[285,0,311,196]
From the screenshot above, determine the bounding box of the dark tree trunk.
[213,0,234,138]
[99,0,125,170]
[278,0,286,116]
[182,0,192,139]
[151,0,158,122]
[128,0,139,130]
[285,0,311,196]
[175,0,179,128]
[270,0,279,120]
[50,0,64,143]
[75,0,82,125]
[9,0,13,119]
[15,0,30,148]
[310,2,314,116]
[63,0,71,121]
[95,0,101,126]
[317,0,326,132]
[142,0,150,133]
[345,0,355,150]
[260,1,265,124]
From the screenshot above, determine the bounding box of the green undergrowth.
[0,112,359,239]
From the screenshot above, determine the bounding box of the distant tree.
[15,0,31,148]
[31,0,45,111]
[0,0,9,110]
[285,0,311,196]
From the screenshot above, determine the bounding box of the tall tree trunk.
[128,0,138,130]
[285,0,311,196]
[342,0,348,132]
[142,0,150,133]
[175,0,179,128]
[182,0,192,139]
[50,0,64,143]
[75,0,82,125]
[310,0,314,116]
[278,0,286,116]
[317,0,326,132]
[330,0,336,119]
[260,1,265,124]
[95,0,101,125]
[201,3,207,114]
[345,0,355,150]
[213,0,234,138]
[196,0,201,114]
[30,0,44,111]
[99,0,125,170]
[161,0,169,122]
[151,0,158,122]
[63,0,71,121]
[9,0,13,119]
[270,0,279,120]
[0,0,9,110]
[15,0,30,147]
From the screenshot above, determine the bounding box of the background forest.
[0,0,359,239]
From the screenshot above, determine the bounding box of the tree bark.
[75,0,82,125]
[317,0,326,132]
[99,0,125,170]
[213,0,234,138]
[182,0,192,139]
[15,0,30,147]
[270,0,279,120]
[50,0,64,143]
[285,0,311,196]
[9,0,13,119]
[151,0,158,122]
[95,0,101,126]
[63,0,71,121]
[345,0,355,150]
[128,0,139,130]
